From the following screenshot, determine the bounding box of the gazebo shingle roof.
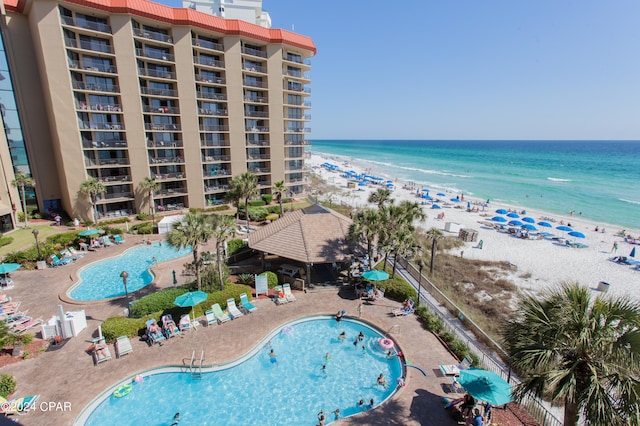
[248,204,355,264]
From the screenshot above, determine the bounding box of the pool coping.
[61,243,191,305]
[73,314,405,425]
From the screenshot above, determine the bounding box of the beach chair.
[146,319,166,345]
[282,284,297,302]
[211,303,231,324]
[392,300,414,317]
[13,318,43,334]
[92,337,112,365]
[226,298,244,319]
[50,254,72,267]
[68,246,87,257]
[103,236,114,247]
[115,336,133,358]
[274,286,289,305]
[0,394,40,416]
[239,293,257,313]
[113,234,124,244]
[162,314,180,338]
[179,314,197,332]
[0,294,11,304]
[61,249,80,261]
[205,310,217,326]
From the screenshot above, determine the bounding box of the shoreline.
[308,152,640,302]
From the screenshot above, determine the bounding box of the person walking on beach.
[611,242,618,253]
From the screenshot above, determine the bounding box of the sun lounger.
[0,394,40,416]
[162,314,180,338]
[146,319,166,345]
[282,284,297,302]
[102,236,114,247]
[0,294,10,304]
[0,278,14,289]
[239,293,257,313]
[205,310,217,326]
[274,286,289,305]
[113,234,124,244]
[13,318,43,334]
[68,247,87,257]
[92,337,112,365]
[439,356,473,377]
[226,298,244,319]
[179,314,197,332]
[50,254,72,267]
[115,336,133,358]
[392,300,415,317]
[211,303,231,324]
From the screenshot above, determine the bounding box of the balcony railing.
[285,166,304,172]
[152,172,185,180]
[136,49,174,61]
[195,57,225,68]
[246,126,269,133]
[149,156,185,164]
[202,155,231,162]
[69,61,117,73]
[65,38,114,54]
[79,121,125,130]
[243,80,267,89]
[242,46,267,58]
[284,139,309,146]
[195,75,225,84]
[140,87,178,97]
[205,169,230,177]
[285,152,304,159]
[192,38,223,51]
[283,55,311,65]
[243,64,266,73]
[142,105,180,114]
[98,175,131,183]
[249,167,271,174]
[145,123,181,131]
[196,91,227,101]
[60,15,112,33]
[133,28,173,43]
[285,127,311,133]
[198,108,228,116]
[83,140,127,149]
[78,103,122,112]
[199,125,229,132]
[247,154,270,160]
[72,81,119,93]
[201,140,229,147]
[204,184,230,193]
[245,111,269,118]
[138,68,176,79]
[96,158,129,166]
[98,192,133,200]
[244,96,268,103]
[246,140,269,146]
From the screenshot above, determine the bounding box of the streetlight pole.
[32,229,41,261]
[120,270,129,298]
[417,260,424,307]
[430,237,438,274]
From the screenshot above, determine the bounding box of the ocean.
[309,140,640,230]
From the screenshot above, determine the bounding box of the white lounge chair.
[282,284,297,302]
[239,293,257,313]
[274,286,289,305]
[226,298,244,319]
[92,337,112,365]
[115,336,133,358]
[205,310,217,326]
[211,303,231,324]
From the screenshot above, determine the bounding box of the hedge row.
[101,283,253,342]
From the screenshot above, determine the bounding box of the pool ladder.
[189,349,205,379]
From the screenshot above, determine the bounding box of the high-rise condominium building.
[0,0,314,223]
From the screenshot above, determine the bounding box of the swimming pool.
[69,242,192,301]
[78,317,403,425]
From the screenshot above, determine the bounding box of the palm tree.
[224,185,242,222]
[80,178,106,224]
[378,202,425,270]
[234,172,259,231]
[349,208,381,262]
[502,282,640,426]
[209,214,236,290]
[390,228,417,278]
[166,211,214,291]
[368,187,393,208]
[11,173,35,228]
[139,177,160,230]
[272,180,287,216]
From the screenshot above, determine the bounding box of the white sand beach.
[308,153,640,302]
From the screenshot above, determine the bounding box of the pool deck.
[3,235,461,425]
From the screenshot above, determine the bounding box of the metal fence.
[396,256,563,426]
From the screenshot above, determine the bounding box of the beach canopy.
[457,368,513,407]
[506,212,519,218]
[362,270,390,281]
[568,231,585,239]
[508,220,523,227]
[437,193,446,197]
[431,204,441,209]
[521,224,537,231]
[174,291,208,308]
[556,225,573,232]
[421,189,430,192]
[522,217,535,223]
[495,209,507,214]
[631,247,636,258]
[492,216,507,223]
[0,263,22,274]
[537,221,552,228]
[450,198,460,203]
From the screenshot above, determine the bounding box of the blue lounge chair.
[146,319,166,345]
[50,254,72,267]
[161,314,180,338]
[211,303,231,324]
[239,293,257,313]
[226,298,244,319]
[392,300,415,317]
[114,234,124,244]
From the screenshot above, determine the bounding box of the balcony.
[198,109,228,117]
[196,91,227,101]
[79,121,125,130]
[246,140,269,147]
[195,75,225,84]
[284,139,309,146]
[241,47,267,58]
[245,111,269,118]
[204,184,230,193]
[285,165,304,172]
[283,55,311,66]
[243,80,267,89]
[202,155,231,162]
[243,64,266,73]
[246,126,269,133]
[138,68,176,79]
[140,87,178,97]
[96,158,129,166]
[201,139,229,147]
[83,140,127,149]
[136,49,174,62]
[285,152,304,159]
[69,61,117,73]
[142,105,180,114]
[195,57,225,68]
[152,172,184,181]
[149,156,185,164]
[192,38,223,51]
[98,175,131,183]
[199,125,229,132]
[205,168,230,177]
[65,38,114,54]
[77,103,122,112]
[244,96,268,104]
[98,192,133,200]
[145,123,181,131]
[133,28,173,44]
[285,127,311,133]
[72,81,119,93]
[60,16,112,34]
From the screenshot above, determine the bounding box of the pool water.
[69,242,191,301]
[81,317,403,425]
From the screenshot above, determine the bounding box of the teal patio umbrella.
[458,368,513,406]
[174,291,208,323]
[362,270,389,282]
[0,263,22,275]
[78,229,101,236]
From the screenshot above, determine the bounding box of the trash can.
[36,260,47,270]
[597,281,610,292]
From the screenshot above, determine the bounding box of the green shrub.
[440,332,455,344]
[205,204,230,212]
[259,271,278,288]
[415,306,444,334]
[248,199,266,207]
[377,275,416,303]
[261,194,273,205]
[226,239,247,257]
[281,197,292,204]
[130,288,190,318]
[266,205,281,214]
[0,374,16,398]
[136,212,151,220]
[448,340,470,360]
[130,222,154,234]
[101,316,148,342]
[248,207,269,221]
[0,236,13,247]
[46,231,80,248]
[236,273,255,285]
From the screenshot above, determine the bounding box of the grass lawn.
[0,222,69,258]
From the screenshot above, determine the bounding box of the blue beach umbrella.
[431,204,441,209]
[506,212,519,218]
[522,217,535,223]
[458,368,513,406]
[362,270,389,281]
[568,231,585,239]
[631,247,636,258]
[556,225,573,232]
[0,263,22,275]
[78,229,101,236]
[492,216,507,223]
[421,189,430,193]
[521,224,537,231]
[495,209,508,215]
[508,220,523,227]
[437,193,446,197]
[450,198,460,203]
[174,290,209,323]
[537,221,552,228]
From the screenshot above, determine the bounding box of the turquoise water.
[82,318,403,426]
[311,140,640,230]
[69,242,192,301]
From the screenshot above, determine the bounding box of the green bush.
[46,231,80,248]
[0,374,16,398]
[448,340,470,360]
[440,332,455,344]
[377,275,416,303]
[130,222,154,234]
[130,288,190,318]
[281,197,292,204]
[265,205,281,214]
[248,207,269,222]
[99,217,131,226]
[261,194,272,205]
[415,306,444,334]
[101,316,148,342]
[136,212,151,220]
[259,271,278,288]
[236,273,255,285]
[226,239,247,257]
[207,204,230,212]
[248,199,266,207]
[0,236,12,247]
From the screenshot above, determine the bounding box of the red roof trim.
[5,0,316,54]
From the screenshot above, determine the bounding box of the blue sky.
[158,1,640,140]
